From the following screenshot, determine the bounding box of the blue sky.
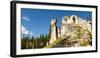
[21,8,92,37]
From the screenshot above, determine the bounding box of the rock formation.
[49,15,92,47]
[49,19,58,44]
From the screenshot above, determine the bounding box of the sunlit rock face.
[58,28,61,38]
[49,19,58,44]
[61,15,79,37]
[80,18,92,30]
[49,15,92,47]
[61,15,91,37]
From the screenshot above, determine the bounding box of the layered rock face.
[61,15,91,37]
[49,19,58,44]
[49,15,92,47]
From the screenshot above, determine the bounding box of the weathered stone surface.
[49,15,92,47]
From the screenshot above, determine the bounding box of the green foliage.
[21,26,51,49]
[21,24,92,48]
[21,33,50,49]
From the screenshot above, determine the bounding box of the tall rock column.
[49,19,58,44]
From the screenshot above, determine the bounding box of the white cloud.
[22,16,30,22]
[21,26,33,36]
[21,26,29,35]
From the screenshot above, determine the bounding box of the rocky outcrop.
[49,15,92,47]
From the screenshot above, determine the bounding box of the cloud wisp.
[22,16,30,22]
[21,26,33,38]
